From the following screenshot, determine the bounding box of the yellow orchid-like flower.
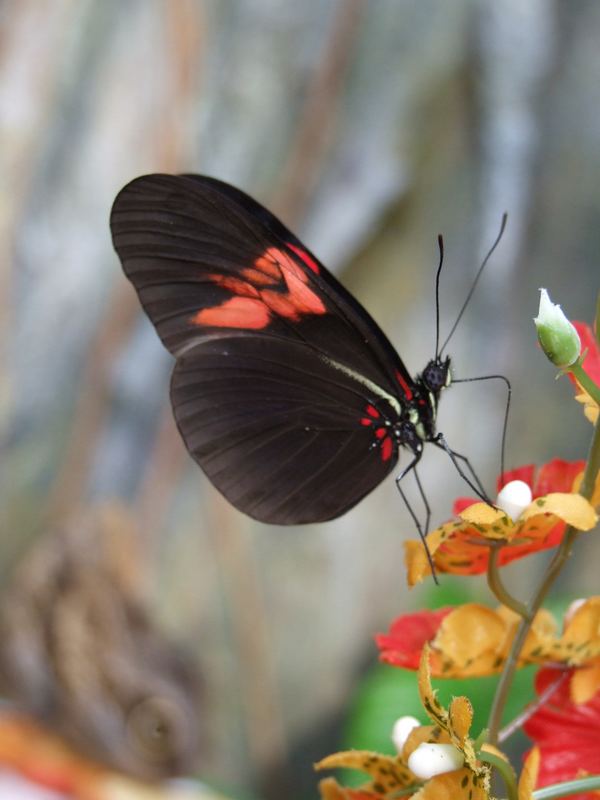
[426,604,556,677]
[405,486,596,586]
[316,646,497,800]
[378,598,600,685]
[550,596,600,703]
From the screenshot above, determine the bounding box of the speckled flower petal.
[520,492,597,530]
[459,504,509,527]
[517,747,539,800]
[409,768,489,800]
[318,777,382,800]
[315,751,414,795]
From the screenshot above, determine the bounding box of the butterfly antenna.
[434,234,444,359]
[439,213,508,357]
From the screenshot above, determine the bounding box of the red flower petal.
[376,608,452,668]
[524,667,600,797]
[496,464,536,493]
[571,322,600,384]
[452,496,477,515]
[533,459,584,496]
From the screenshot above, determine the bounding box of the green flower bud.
[534,288,581,367]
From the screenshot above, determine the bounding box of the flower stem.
[498,670,568,743]
[569,360,600,407]
[477,749,518,800]
[533,775,600,799]
[486,547,530,620]
[487,416,600,744]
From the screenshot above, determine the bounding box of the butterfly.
[110,174,456,526]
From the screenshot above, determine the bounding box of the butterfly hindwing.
[171,333,398,523]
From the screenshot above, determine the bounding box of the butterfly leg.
[452,373,512,482]
[395,453,438,584]
[433,433,493,505]
[413,466,431,538]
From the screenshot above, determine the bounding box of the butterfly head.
[421,355,452,395]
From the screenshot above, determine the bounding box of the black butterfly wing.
[110,174,416,398]
[110,174,414,522]
[171,333,398,523]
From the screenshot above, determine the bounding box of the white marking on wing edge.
[320,355,401,415]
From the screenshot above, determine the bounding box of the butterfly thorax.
[392,356,451,455]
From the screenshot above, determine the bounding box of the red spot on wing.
[278,267,326,316]
[287,242,320,274]
[381,437,393,462]
[194,297,271,329]
[192,246,326,330]
[396,370,413,401]
[360,418,372,426]
[366,404,380,418]
[253,251,282,279]
[375,428,386,439]
[259,290,304,320]
[208,274,260,298]
[241,267,279,286]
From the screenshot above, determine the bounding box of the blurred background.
[2,1,600,798]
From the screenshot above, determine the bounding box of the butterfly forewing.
[111,174,415,523]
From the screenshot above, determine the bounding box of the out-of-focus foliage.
[2,1,600,798]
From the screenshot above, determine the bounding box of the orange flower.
[552,597,600,704]
[316,647,494,800]
[317,648,546,799]
[405,460,597,584]
[377,604,554,677]
[377,598,600,681]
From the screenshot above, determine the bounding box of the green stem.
[477,749,518,800]
[498,671,568,743]
[580,417,600,500]
[389,787,421,798]
[486,548,530,620]
[487,614,537,745]
[487,416,600,744]
[533,775,600,799]
[569,360,600,408]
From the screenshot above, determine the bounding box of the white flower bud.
[496,480,532,520]
[391,716,421,753]
[408,742,465,779]
[534,288,581,367]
